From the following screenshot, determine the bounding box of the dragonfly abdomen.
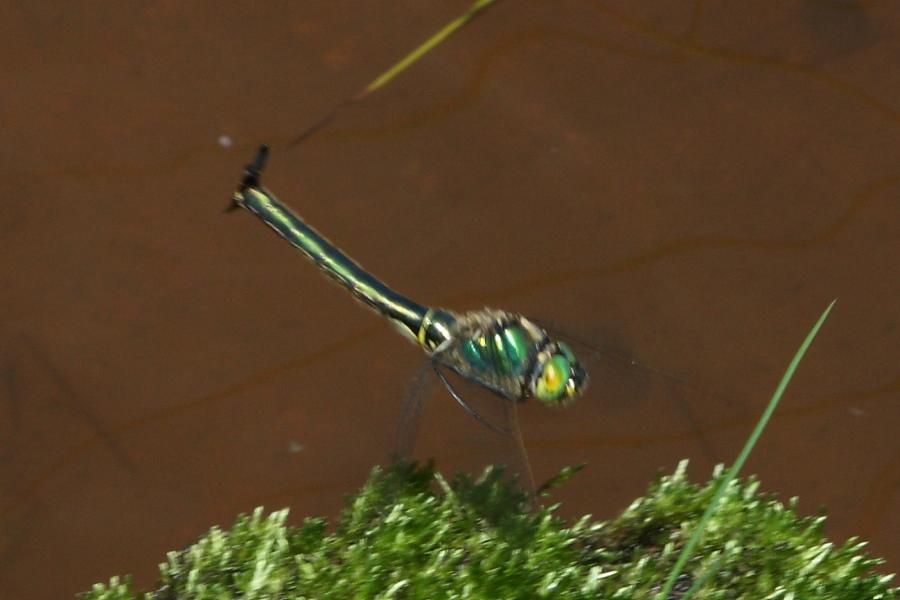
[231,146,454,351]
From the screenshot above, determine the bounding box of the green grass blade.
[290,0,499,145]
[359,0,497,99]
[658,299,837,600]
[536,463,586,496]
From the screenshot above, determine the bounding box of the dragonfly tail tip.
[239,144,270,191]
[227,144,270,212]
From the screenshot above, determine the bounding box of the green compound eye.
[535,354,571,405]
[558,342,577,364]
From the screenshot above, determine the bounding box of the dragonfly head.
[529,340,588,406]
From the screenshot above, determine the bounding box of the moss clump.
[82,461,897,599]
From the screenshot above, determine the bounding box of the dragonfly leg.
[432,364,537,495]
[499,396,537,495]
[432,364,511,436]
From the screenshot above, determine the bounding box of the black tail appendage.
[225,144,270,213]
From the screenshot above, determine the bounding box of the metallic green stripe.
[234,185,453,349]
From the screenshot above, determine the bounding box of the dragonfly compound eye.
[532,343,588,406]
[534,354,571,405]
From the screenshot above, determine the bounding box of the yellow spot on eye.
[543,365,562,389]
[535,355,571,405]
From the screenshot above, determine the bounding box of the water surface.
[1,2,898,597]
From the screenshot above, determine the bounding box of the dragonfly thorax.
[432,309,588,406]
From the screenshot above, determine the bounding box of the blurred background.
[1,1,898,597]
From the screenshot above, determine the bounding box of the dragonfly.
[226,145,716,491]
[228,145,591,487]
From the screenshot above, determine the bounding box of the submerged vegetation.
[82,460,897,599]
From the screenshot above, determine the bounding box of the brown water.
[2,2,898,597]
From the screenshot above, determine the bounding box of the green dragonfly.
[227,145,712,489]
[228,145,589,480]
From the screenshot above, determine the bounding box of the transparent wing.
[394,362,536,493]
[534,317,725,462]
[394,316,732,502]
[394,362,433,459]
[497,392,536,493]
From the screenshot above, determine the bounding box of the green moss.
[82,461,897,600]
